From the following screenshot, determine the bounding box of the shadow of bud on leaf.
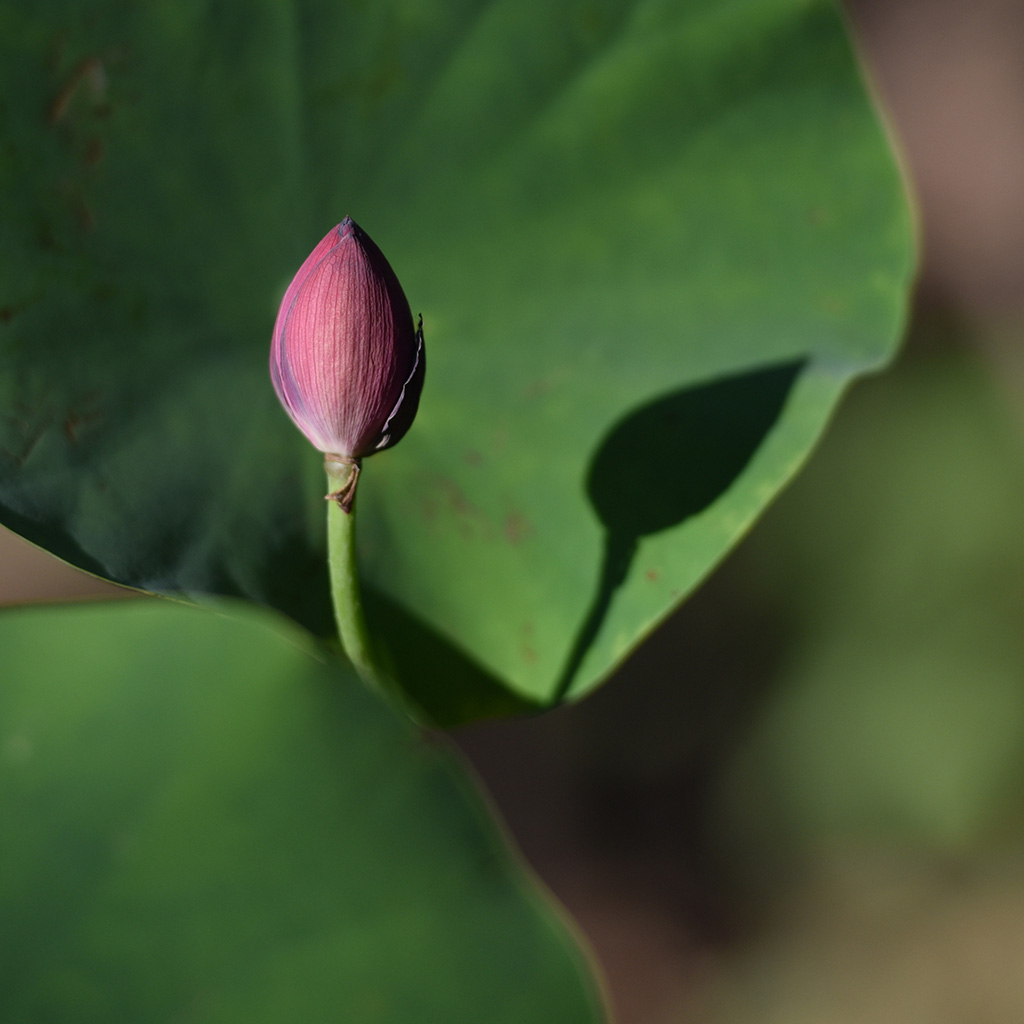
[553,360,805,704]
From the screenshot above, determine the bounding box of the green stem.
[325,457,385,693]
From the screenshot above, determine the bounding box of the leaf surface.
[0,599,604,1023]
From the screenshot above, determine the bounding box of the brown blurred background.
[4,1,1024,1021]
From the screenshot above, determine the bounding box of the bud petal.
[270,217,425,459]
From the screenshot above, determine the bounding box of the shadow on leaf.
[551,360,805,704]
[366,587,543,727]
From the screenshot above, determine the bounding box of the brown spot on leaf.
[464,450,483,467]
[85,137,104,166]
[75,195,96,231]
[504,512,532,545]
[60,392,104,444]
[48,57,107,125]
[433,478,492,540]
[420,495,438,522]
[63,408,103,444]
[645,568,659,582]
[439,478,476,518]
[520,623,538,664]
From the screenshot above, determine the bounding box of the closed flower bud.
[270,217,425,471]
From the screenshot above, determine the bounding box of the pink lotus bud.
[270,216,425,463]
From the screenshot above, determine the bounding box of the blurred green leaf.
[0,599,605,1023]
[717,347,1024,859]
[0,0,913,721]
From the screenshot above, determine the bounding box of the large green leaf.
[0,0,914,721]
[0,599,605,1023]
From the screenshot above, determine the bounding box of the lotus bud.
[270,216,425,511]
